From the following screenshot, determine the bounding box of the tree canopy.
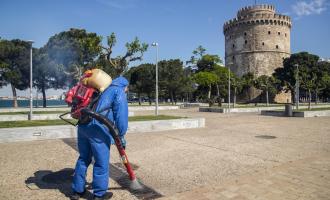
[0,39,31,107]
[101,32,148,77]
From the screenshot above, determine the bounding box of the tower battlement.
[224,10,291,34]
[238,4,275,17]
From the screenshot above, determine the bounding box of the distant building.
[223,4,292,102]
[320,58,330,63]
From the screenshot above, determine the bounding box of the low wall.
[296,110,330,117]
[0,118,205,143]
[199,106,282,113]
[0,107,70,113]
[261,110,330,118]
[129,106,179,111]
[0,112,135,121]
[200,104,330,113]
[0,106,179,113]
[260,110,285,117]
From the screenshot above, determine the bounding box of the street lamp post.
[152,42,159,116]
[294,64,299,110]
[28,40,34,120]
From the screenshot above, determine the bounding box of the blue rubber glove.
[120,137,126,149]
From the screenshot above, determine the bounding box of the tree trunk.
[233,87,237,108]
[138,93,141,105]
[42,86,47,108]
[308,89,311,110]
[148,94,152,105]
[170,91,174,105]
[291,89,296,104]
[315,90,318,105]
[11,84,18,108]
[266,89,269,107]
[208,85,211,99]
[216,84,221,107]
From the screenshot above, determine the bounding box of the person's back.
[71,76,129,200]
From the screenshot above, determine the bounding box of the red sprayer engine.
[65,72,97,119]
[65,83,96,119]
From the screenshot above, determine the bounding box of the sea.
[0,100,67,108]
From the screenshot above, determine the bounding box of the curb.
[0,118,205,143]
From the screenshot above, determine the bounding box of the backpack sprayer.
[60,69,142,190]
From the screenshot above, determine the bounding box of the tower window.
[244,32,247,36]
[278,32,281,35]
[232,56,235,59]
[285,33,287,37]
[262,42,265,46]
[276,45,279,49]
[268,31,271,35]
[230,35,232,39]
[232,44,235,48]
[245,40,247,44]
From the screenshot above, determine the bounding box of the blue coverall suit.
[72,77,129,197]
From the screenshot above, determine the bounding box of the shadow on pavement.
[25,168,93,199]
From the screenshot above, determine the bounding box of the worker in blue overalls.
[71,76,129,200]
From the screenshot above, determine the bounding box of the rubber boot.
[93,192,113,200]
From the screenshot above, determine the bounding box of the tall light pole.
[151,42,159,116]
[28,40,34,120]
[294,64,299,110]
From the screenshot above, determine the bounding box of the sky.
[1,0,330,97]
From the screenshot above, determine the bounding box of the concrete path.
[0,108,329,200]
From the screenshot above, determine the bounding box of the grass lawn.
[0,115,184,128]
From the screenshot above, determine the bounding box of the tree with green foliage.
[300,67,316,110]
[273,52,319,104]
[241,72,256,102]
[0,39,30,107]
[187,45,206,66]
[255,75,277,106]
[33,48,67,107]
[196,54,222,73]
[180,66,196,102]
[101,33,148,77]
[158,59,185,104]
[44,28,102,86]
[313,61,330,103]
[128,64,155,105]
[231,74,243,107]
[212,66,230,107]
[193,72,218,106]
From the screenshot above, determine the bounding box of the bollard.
[285,104,293,117]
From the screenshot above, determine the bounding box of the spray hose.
[81,108,137,181]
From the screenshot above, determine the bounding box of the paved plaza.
[0,108,329,199]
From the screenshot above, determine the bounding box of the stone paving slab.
[161,154,330,200]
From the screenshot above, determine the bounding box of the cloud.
[95,0,137,10]
[292,0,329,17]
